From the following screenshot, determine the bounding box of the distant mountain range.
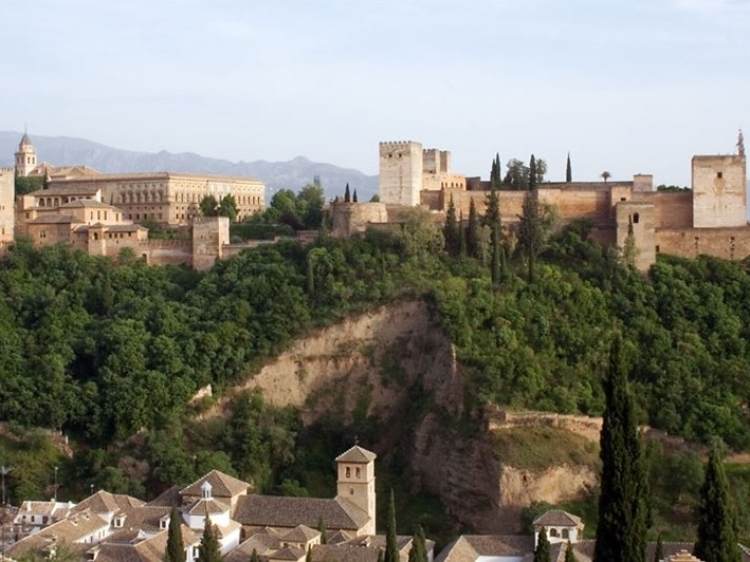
[0,131,378,201]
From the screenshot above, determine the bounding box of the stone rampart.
[331,202,389,237]
[656,226,750,261]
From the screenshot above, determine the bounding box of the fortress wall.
[644,191,693,229]
[420,190,442,210]
[656,227,750,261]
[331,202,389,238]
[538,188,611,225]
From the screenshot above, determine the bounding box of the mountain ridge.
[0,131,379,201]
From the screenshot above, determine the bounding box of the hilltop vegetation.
[3,214,750,540]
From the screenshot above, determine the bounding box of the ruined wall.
[656,227,750,261]
[379,141,423,206]
[692,155,747,228]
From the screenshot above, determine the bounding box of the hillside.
[3,219,750,542]
[0,131,379,200]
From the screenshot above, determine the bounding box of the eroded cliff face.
[227,300,597,533]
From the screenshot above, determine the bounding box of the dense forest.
[3,205,750,542]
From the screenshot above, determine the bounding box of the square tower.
[692,155,747,228]
[379,141,423,206]
[335,446,377,535]
[0,168,14,252]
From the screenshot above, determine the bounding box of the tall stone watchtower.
[335,445,377,535]
[692,154,747,228]
[15,132,37,177]
[379,141,423,206]
[0,167,15,252]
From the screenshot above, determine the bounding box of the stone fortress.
[333,137,749,272]
[2,133,268,270]
[4,132,750,273]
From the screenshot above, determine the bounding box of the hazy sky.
[2,0,749,186]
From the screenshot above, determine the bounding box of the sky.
[1,0,749,186]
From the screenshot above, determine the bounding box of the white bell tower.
[335,445,377,535]
[15,132,37,177]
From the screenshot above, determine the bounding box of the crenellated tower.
[379,141,423,206]
[15,132,37,177]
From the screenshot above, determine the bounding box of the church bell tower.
[15,132,37,177]
[335,445,377,535]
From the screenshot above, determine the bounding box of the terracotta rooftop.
[435,535,535,562]
[72,490,144,517]
[185,498,230,516]
[269,545,306,561]
[280,524,320,544]
[533,509,583,528]
[334,446,377,463]
[181,470,251,499]
[234,495,369,531]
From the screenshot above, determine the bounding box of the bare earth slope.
[225,300,598,533]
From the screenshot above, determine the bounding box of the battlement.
[0,167,14,173]
[379,141,422,154]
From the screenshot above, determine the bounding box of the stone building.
[12,133,266,226]
[3,445,430,562]
[371,138,749,272]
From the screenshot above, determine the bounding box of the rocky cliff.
[230,300,599,533]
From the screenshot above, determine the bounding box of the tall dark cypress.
[467,198,481,260]
[529,154,537,189]
[164,507,185,562]
[344,183,351,203]
[566,152,572,183]
[594,335,647,562]
[694,448,741,562]
[654,534,663,562]
[353,189,358,203]
[458,210,467,257]
[198,517,222,562]
[491,227,501,285]
[384,489,399,562]
[408,526,428,562]
[443,195,459,256]
[534,527,551,562]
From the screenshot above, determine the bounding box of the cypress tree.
[491,227,501,285]
[529,154,537,190]
[566,152,572,183]
[249,550,260,562]
[594,335,647,562]
[443,195,459,256]
[534,527,551,562]
[408,526,428,562]
[384,489,399,562]
[490,158,498,189]
[654,533,664,562]
[458,210,467,257]
[564,540,578,562]
[317,516,327,545]
[344,183,351,203]
[694,448,741,562]
[495,154,502,185]
[353,189,358,203]
[163,507,185,562]
[483,188,501,235]
[305,546,312,562]
[198,517,222,562]
[467,199,481,260]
